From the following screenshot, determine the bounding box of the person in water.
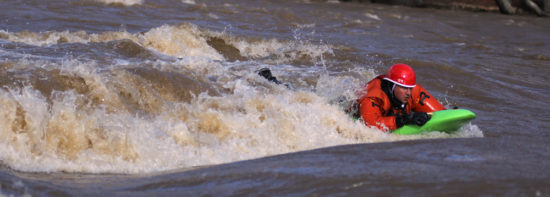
[258,68,283,85]
[257,67,290,88]
[357,63,446,132]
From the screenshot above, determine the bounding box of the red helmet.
[383,63,416,88]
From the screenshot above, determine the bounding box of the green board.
[392,109,476,135]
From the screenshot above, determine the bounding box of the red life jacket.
[358,75,445,131]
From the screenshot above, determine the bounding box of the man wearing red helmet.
[358,63,446,131]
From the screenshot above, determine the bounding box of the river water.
[0,0,549,196]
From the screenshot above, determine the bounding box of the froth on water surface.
[6,0,550,195]
[0,5,490,174]
[0,36,482,174]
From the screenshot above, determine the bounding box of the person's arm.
[360,97,398,131]
[411,84,446,113]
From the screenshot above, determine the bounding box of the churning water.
[0,0,549,196]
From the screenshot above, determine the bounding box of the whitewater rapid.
[0,22,482,174]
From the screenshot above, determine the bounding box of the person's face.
[393,85,412,104]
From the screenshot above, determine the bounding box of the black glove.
[406,111,431,126]
[396,112,431,127]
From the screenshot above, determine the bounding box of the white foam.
[365,13,382,21]
[0,24,224,60]
[1,23,336,65]
[225,34,333,64]
[95,0,143,6]
[181,0,196,5]
[0,27,483,174]
[0,58,394,173]
[139,25,224,60]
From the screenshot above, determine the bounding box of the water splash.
[0,24,483,174]
[95,0,144,6]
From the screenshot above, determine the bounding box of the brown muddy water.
[0,0,549,196]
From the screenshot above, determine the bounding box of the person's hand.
[405,111,431,126]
